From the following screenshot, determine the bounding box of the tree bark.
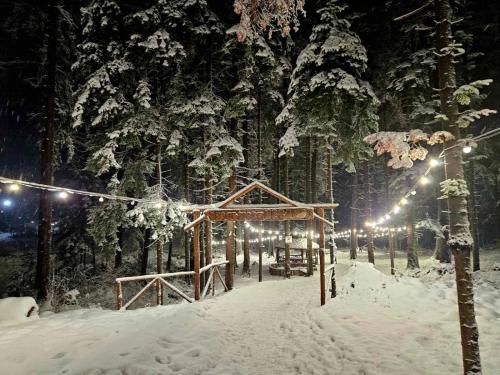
[350,172,358,259]
[406,201,419,269]
[434,0,482,372]
[183,153,191,272]
[311,138,318,203]
[242,120,251,274]
[327,146,336,264]
[467,158,480,271]
[366,162,374,264]
[35,0,58,300]
[305,137,312,203]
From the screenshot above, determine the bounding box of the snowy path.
[1,262,499,375]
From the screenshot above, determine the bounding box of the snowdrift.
[0,297,39,324]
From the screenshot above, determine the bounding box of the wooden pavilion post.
[258,224,263,282]
[226,221,234,289]
[307,219,314,276]
[317,208,326,306]
[284,221,291,278]
[193,210,201,301]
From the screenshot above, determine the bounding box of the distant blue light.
[2,199,13,207]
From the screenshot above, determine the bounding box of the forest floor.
[0,247,499,375]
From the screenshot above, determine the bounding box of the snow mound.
[0,297,39,324]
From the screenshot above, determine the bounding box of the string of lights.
[365,129,500,230]
[0,176,152,205]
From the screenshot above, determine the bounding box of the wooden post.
[317,208,326,306]
[389,228,395,275]
[226,221,234,290]
[156,279,161,306]
[259,245,263,282]
[307,219,314,276]
[193,210,201,301]
[116,281,122,310]
[284,221,291,278]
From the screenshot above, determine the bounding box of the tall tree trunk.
[467,158,480,271]
[311,138,318,203]
[435,162,452,263]
[166,241,173,272]
[183,153,191,272]
[305,137,312,203]
[35,0,58,300]
[383,157,396,274]
[141,229,150,275]
[283,155,291,277]
[406,201,419,269]
[156,144,163,275]
[242,120,251,274]
[366,162,374,264]
[434,0,481,371]
[350,172,358,259]
[205,169,213,274]
[327,146,336,264]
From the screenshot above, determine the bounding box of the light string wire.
[0,176,151,203]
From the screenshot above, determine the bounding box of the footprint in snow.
[51,352,66,359]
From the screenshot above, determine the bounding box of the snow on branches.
[440,179,469,199]
[364,130,455,169]
[279,125,299,157]
[233,0,305,41]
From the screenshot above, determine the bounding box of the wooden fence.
[115,260,229,310]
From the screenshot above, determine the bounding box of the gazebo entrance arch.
[182,182,337,306]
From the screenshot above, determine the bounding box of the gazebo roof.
[182,181,337,231]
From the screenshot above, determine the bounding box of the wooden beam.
[115,281,122,310]
[193,210,201,301]
[258,245,263,282]
[317,208,326,306]
[205,207,313,222]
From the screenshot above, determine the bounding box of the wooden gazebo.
[182,182,337,305]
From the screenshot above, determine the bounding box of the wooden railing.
[199,260,229,299]
[115,260,230,310]
[115,271,194,310]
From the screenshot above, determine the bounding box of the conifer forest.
[0,1,499,374]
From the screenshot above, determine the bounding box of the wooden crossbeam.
[205,207,313,222]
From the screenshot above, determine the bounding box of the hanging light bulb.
[8,183,20,192]
[385,214,391,220]
[463,143,472,154]
[419,176,430,185]
[410,190,417,196]
[429,158,440,167]
[393,205,400,213]
[98,196,104,202]
[58,191,69,200]
[400,197,408,205]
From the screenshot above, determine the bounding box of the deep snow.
[1,255,499,375]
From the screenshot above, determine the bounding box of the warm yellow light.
[8,183,20,192]
[420,176,430,185]
[429,159,440,167]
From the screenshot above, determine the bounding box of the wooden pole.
[116,281,122,310]
[259,245,263,282]
[226,221,234,290]
[307,219,314,276]
[317,208,326,305]
[284,221,291,278]
[193,211,201,301]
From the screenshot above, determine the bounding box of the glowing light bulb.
[400,197,408,205]
[58,191,69,200]
[393,205,400,213]
[385,214,391,220]
[463,145,472,154]
[2,199,13,207]
[98,197,104,202]
[420,176,430,185]
[410,190,417,196]
[429,159,439,167]
[8,183,20,192]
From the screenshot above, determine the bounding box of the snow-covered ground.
[1,251,499,375]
